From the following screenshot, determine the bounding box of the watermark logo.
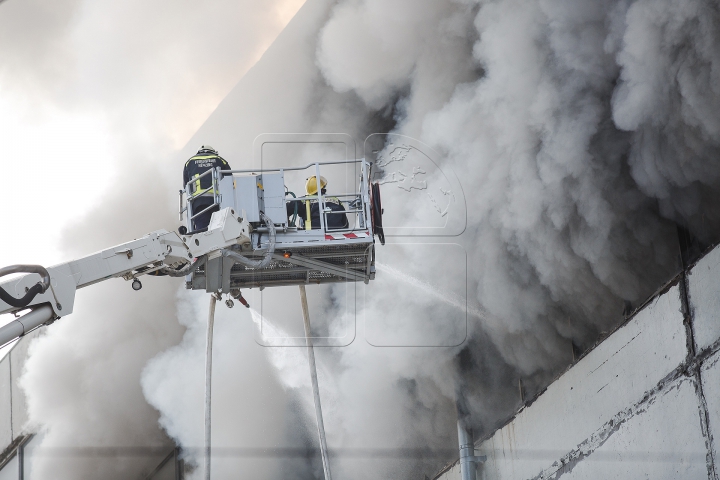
[365,134,466,236]
[248,133,470,348]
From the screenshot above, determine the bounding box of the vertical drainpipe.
[457,418,486,480]
[456,357,486,480]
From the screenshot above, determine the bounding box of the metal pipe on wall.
[458,420,476,480]
[457,419,486,480]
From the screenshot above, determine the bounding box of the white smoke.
[142,0,720,477]
[7,1,306,478]
[11,0,720,479]
[140,298,322,478]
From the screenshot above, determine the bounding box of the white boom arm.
[0,208,251,347]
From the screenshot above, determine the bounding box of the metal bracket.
[115,248,133,259]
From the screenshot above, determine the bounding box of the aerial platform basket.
[180,158,382,293]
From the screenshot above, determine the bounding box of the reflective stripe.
[184,154,228,200]
[324,232,370,240]
[194,174,202,196]
[305,200,311,230]
[184,155,221,169]
[190,168,221,196]
[190,175,218,197]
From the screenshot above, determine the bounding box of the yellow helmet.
[305,175,327,195]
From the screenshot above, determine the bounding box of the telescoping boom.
[0,158,383,347]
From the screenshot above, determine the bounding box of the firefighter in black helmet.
[183,146,231,232]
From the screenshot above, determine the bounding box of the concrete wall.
[437,244,720,480]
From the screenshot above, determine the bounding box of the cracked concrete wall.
[436,244,720,480]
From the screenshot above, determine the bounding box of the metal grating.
[189,242,374,290]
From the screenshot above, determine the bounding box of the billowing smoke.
[6,0,305,478]
[309,4,720,476]
[314,1,720,477]
[11,0,720,479]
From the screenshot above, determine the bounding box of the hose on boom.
[224,212,276,269]
[159,255,208,277]
[0,265,51,308]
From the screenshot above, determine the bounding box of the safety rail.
[179,158,374,238]
[180,167,222,229]
[287,192,368,232]
[279,159,371,236]
[221,158,365,174]
[180,159,378,292]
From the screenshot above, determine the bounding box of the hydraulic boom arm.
[0,207,251,347]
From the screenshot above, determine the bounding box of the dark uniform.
[183,147,231,232]
[287,194,349,230]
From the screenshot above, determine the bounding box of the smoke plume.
[6,0,305,478]
[11,0,720,479]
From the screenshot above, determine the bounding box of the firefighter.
[183,146,231,232]
[287,176,349,230]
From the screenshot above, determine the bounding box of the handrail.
[180,159,372,237]
[315,163,326,232]
[289,193,360,201]
[183,167,215,193]
[188,185,215,199]
[220,158,366,175]
[190,202,219,220]
[185,167,223,228]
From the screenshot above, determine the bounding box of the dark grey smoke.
[311,3,720,476]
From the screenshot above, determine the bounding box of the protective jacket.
[183,153,231,195]
[287,196,349,230]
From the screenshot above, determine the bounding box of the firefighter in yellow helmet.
[287,175,348,230]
